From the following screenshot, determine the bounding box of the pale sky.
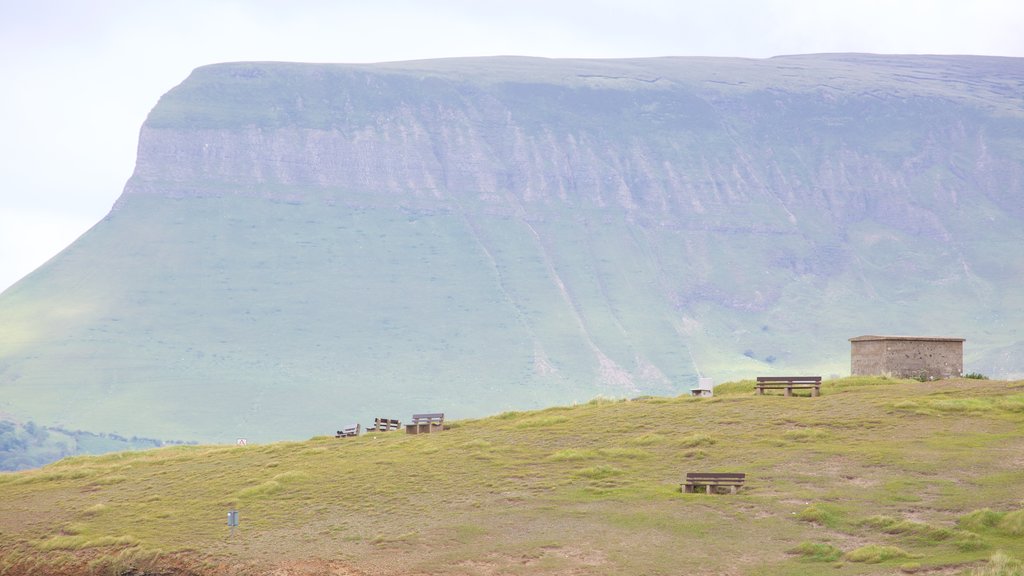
[2,0,1023,293]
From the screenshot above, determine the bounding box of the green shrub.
[964,372,989,380]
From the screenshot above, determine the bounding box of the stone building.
[849,335,964,379]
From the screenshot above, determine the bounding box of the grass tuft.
[960,508,1024,537]
[236,480,282,499]
[676,433,715,448]
[957,530,989,552]
[623,433,667,446]
[514,416,570,429]
[971,552,1024,576]
[548,449,599,461]
[598,447,651,459]
[796,503,845,529]
[83,503,109,516]
[575,465,624,480]
[789,541,843,562]
[845,544,915,563]
[861,515,954,542]
[962,509,1006,531]
[998,511,1024,536]
[38,534,140,551]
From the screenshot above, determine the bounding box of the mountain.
[2,377,1024,575]
[1,54,1023,445]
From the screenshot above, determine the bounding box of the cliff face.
[2,55,1023,444]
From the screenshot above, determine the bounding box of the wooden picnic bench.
[335,423,360,438]
[366,417,401,432]
[405,413,445,434]
[755,376,821,397]
[681,472,746,494]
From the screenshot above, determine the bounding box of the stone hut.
[850,335,964,379]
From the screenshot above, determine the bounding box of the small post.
[227,509,239,537]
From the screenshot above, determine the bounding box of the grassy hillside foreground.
[2,377,1024,575]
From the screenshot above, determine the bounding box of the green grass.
[2,377,1024,574]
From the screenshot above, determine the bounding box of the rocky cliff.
[2,55,1023,445]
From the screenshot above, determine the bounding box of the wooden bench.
[755,376,821,397]
[366,417,401,432]
[681,472,746,494]
[335,423,360,438]
[405,413,444,434]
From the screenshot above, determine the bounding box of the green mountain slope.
[1,378,1023,575]
[1,55,1024,446]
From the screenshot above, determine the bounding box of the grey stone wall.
[851,337,963,379]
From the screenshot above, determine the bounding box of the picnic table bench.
[405,412,445,434]
[335,423,360,438]
[681,472,746,494]
[755,376,821,397]
[366,417,401,432]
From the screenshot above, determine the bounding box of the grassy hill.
[2,376,1024,575]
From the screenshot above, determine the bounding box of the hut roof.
[849,335,965,343]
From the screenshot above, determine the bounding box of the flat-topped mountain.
[1,54,1023,446]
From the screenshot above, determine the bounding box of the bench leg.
[785,387,792,397]
[730,485,738,494]
[756,387,764,395]
[812,387,820,397]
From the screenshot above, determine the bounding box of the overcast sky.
[2,0,1023,293]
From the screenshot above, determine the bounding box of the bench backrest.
[337,423,360,436]
[411,412,444,424]
[373,417,401,430]
[756,376,821,384]
[685,472,746,482]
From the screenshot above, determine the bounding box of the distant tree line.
[0,419,196,472]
